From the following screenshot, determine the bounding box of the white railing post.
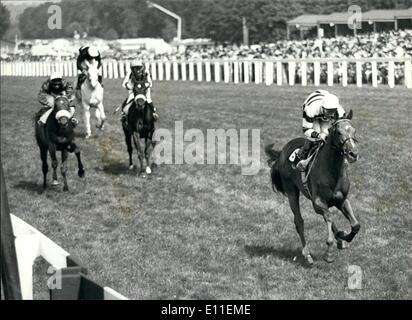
[405,60,412,89]
[224,61,230,83]
[113,61,119,79]
[189,61,195,81]
[205,61,211,82]
[165,61,171,81]
[276,61,282,86]
[356,61,362,87]
[327,61,333,86]
[119,61,125,79]
[197,61,203,82]
[314,61,320,86]
[388,60,395,88]
[173,61,179,80]
[243,61,249,84]
[254,61,260,84]
[214,61,220,83]
[181,61,187,81]
[288,61,296,86]
[158,61,164,81]
[102,62,108,79]
[233,61,240,84]
[371,61,378,87]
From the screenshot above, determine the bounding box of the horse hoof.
[305,255,314,265]
[85,134,91,139]
[129,165,134,170]
[52,180,59,186]
[63,186,69,192]
[139,171,147,178]
[323,253,335,263]
[78,169,85,178]
[146,166,152,175]
[337,240,349,250]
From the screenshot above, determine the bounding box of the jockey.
[293,89,345,171]
[120,61,158,121]
[37,71,76,126]
[76,45,103,90]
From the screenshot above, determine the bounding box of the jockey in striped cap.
[120,60,158,121]
[293,89,346,171]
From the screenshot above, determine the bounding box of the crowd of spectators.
[2,30,411,85]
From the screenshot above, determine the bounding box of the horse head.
[85,62,99,88]
[132,80,150,109]
[53,96,75,129]
[330,110,359,163]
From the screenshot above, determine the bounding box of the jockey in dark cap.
[37,71,77,126]
[76,45,103,90]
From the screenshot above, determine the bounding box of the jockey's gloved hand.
[318,132,328,142]
[71,118,79,126]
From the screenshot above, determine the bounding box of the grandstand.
[287,8,412,39]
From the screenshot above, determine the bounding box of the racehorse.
[122,79,156,177]
[35,96,85,192]
[265,110,360,265]
[77,60,105,139]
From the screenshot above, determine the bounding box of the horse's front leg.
[336,199,361,243]
[83,103,92,139]
[95,102,106,131]
[71,143,85,178]
[132,132,145,176]
[40,146,49,190]
[49,144,59,186]
[61,150,69,191]
[313,197,335,263]
[125,132,134,170]
[144,137,154,175]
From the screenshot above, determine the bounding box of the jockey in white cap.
[120,60,158,121]
[293,90,346,171]
[37,71,77,125]
[76,45,103,90]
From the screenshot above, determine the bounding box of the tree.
[0,3,11,39]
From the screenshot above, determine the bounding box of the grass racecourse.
[1,77,411,299]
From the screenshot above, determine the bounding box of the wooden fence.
[1,57,411,89]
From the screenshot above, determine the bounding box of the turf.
[1,77,411,299]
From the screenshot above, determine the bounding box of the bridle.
[330,119,358,155]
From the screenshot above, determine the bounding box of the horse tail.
[264,143,285,195]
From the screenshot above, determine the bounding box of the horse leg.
[313,197,335,263]
[83,104,92,138]
[61,150,69,192]
[40,146,48,189]
[287,188,313,265]
[72,143,85,178]
[49,144,59,186]
[125,132,134,170]
[96,102,106,130]
[132,132,145,176]
[144,138,153,175]
[336,199,361,243]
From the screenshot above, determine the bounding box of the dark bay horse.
[35,96,85,191]
[265,111,360,264]
[122,80,156,177]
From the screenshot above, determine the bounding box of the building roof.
[288,8,412,26]
[287,15,330,27]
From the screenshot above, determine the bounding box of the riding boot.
[76,73,87,90]
[293,139,313,171]
[148,102,159,121]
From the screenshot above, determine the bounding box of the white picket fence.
[1,58,411,89]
